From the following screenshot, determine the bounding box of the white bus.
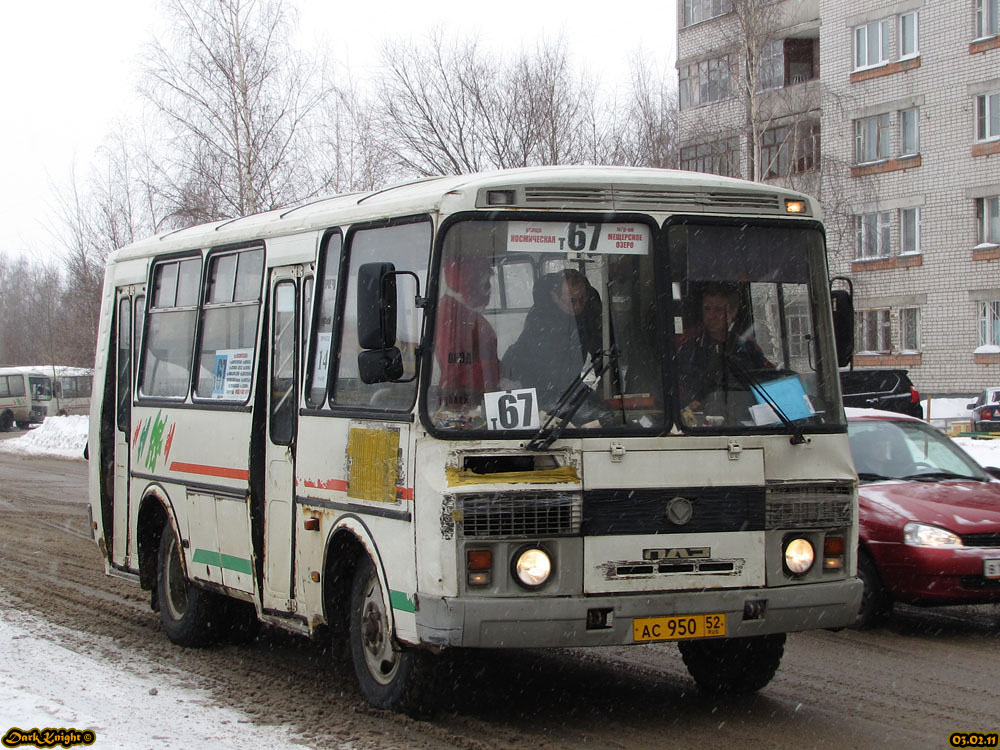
[88,166,862,714]
[0,366,35,430]
[47,366,93,417]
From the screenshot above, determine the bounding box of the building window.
[855,113,891,163]
[900,208,920,254]
[976,92,1000,142]
[759,40,784,91]
[680,137,740,176]
[857,309,892,353]
[682,0,732,27]
[760,126,790,178]
[759,121,819,179]
[679,56,731,110]
[979,196,1000,245]
[979,300,1000,346]
[854,18,890,70]
[900,308,920,351]
[900,108,920,155]
[856,212,891,259]
[900,12,919,58]
[975,0,999,39]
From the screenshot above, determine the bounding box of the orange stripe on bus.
[300,478,414,500]
[169,462,250,481]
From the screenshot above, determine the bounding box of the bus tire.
[854,550,891,629]
[679,633,785,695]
[0,411,12,432]
[156,525,222,647]
[348,556,435,716]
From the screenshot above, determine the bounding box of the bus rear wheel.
[348,556,435,716]
[0,411,13,432]
[156,525,222,647]
[679,633,785,695]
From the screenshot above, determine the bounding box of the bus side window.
[193,247,264,402]
[333,220,430,411]
[141,257,202,399]
[305,233,341,408]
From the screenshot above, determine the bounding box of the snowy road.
[1,440,999,749]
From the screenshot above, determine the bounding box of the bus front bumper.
[413,578,862,648]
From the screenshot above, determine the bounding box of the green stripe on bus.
[390,589,415,613]
[192,549,253,575]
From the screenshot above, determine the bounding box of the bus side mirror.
[358,348,404,384]
[358,262,397,350]
[830,285,854,368]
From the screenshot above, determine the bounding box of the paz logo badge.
[665,496,693,526]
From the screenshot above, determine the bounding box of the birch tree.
[141,0,331,222]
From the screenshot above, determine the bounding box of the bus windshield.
[426,217,842,436]
[29,376,52,400]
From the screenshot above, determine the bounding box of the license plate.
[633,613,727,642]
[986,559,1000,579]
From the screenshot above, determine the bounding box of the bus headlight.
[783,537,815,575]
[513,547,552,588]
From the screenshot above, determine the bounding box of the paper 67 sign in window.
[483,388,540,430]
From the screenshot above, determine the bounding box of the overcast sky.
[0,0,677,261]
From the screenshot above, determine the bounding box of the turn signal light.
[823,536,845,571]
[467,549,492,587]
[785,199,807,214]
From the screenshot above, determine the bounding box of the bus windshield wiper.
[857,472,894,482]
[724,355,809,445]
[527,353,608,451]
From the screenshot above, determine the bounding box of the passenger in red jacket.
[433,254,500,416]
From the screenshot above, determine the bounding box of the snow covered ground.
[0,598,309,750]
[0,417,313,750]
[1,409,999,748]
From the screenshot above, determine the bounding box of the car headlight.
[513,547,552,588]
[783,537,815,575]
[903,522,963,548]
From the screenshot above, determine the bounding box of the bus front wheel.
[348,556,435,716]
[156,525,222,647]
[679,633,785,695]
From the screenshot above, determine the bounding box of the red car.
[847,408,1000,627]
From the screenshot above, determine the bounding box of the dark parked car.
[966,387,1000,433]
[839,368,922,418]
[846,408,1000,627]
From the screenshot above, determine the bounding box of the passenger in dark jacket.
[502,270,603,412]
[676,284,771,423]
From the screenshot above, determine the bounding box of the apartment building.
[676,0,1000,395]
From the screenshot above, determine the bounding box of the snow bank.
[0,599,309,750]
[0,415,88,459]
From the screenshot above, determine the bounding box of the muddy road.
[1,447,998,749]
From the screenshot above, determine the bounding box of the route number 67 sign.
[484,388,540,430]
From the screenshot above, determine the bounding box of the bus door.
[111,288,143,568]
[261,267,301,611]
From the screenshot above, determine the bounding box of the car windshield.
[848,419,989,482]
[425,217,843,438]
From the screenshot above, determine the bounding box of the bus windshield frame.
[420,212,845,440]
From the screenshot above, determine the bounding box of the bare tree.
[598,56,679,168]
[140,0,331,222]
[376,31,597,175]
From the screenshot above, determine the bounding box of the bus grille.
[765,483,854,529]
[522,186,785,214]
[458,493,582,538]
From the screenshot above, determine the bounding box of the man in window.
[675,283,772,425]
